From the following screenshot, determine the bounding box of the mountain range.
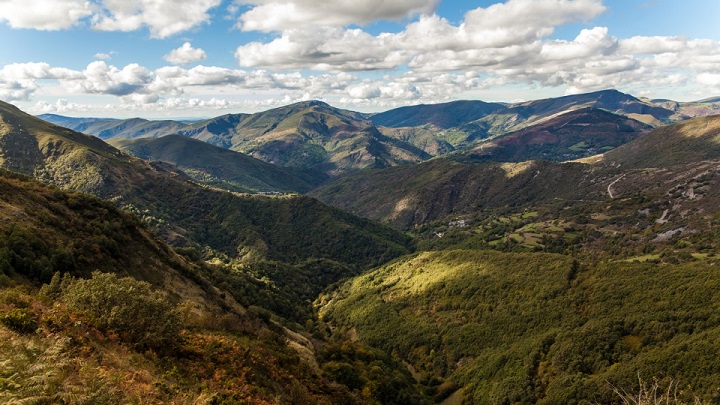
[5,89,720,403]
[40,89,720,179]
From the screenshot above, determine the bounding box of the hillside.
[310,158,605,229]
[0,169,426,404]
[320,249,720,404]
[460,108,650,162]
[370,100,506,129]
[0,100,413,324]
[109,134,317,193]
[179,100,430,175]
[588,114,720,168]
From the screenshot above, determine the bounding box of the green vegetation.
[321,250,720,404]
[0,167,427,404]
[110,134,317,193]
[61,271,180,350]
[7,98,720,404]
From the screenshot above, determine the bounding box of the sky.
[0,0,719,118]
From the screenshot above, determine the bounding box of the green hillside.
[109,134,317,193]
[0,169,425,404]
[310,158,604,229]
[321,249,720,404]
[0,100,413,324]
[591,114,720,168]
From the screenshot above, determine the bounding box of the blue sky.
[1,0,719,118]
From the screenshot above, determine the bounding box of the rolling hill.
[309,158,605,229]
[586,114,720,168]
[109,134,317,193]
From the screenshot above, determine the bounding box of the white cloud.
[94,53,112,60]
[67,61,155,96]
[0,63,83,101]
[0,0,92,30]
[235,0,607,72]
[236,0,440,32]
[92,0,222,38]
[164,42,208,65]
[236,27,406,71]
[0,0,221,38]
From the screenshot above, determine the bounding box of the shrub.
[0,308,38,334]
[62,271,180,350]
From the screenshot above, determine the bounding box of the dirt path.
[607,174,626,199]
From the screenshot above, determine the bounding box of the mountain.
[108,134,317,193]
[179,100,431,175]
[38,114,187,140]
[370,100,506,129]
[459,108,651,162]
[645,96,720,120]
[39,90,720,176]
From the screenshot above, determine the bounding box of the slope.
[0,169,425,404]
[589,114,720,168]
[460,108,651,162]
[320,249,720,404]
[0,101,413,322]
[310,158,605,229]
[179,100,430,175]
[109,134,316,193]
[370,100,506,129]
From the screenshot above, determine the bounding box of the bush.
[1,308,38,334]
[62,271,180,350]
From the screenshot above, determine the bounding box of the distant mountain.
[39,114,187,140]
[367,90,682,150]
[108,134,317,193]
[458,108,651,162]
[179,100,430,175]
[370,100,506,129]
[39,90,720,176]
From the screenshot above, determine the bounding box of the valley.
[3,90,720,403]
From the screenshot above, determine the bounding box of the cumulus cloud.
[235,0,607,72]
[92,0,222,38]
[0,63,83,101]
[0,0,92,30]
[236,27,406,71]
[0,0,220,38]
[164,42,208,65]
[236,0,440,32]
